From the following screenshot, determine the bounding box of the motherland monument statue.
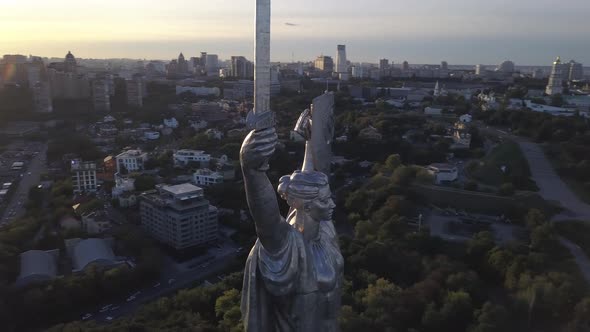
[239,0,344,331]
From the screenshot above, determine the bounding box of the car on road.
[82,313,92,320]
[106,316,113,321]
[99,304,113,313]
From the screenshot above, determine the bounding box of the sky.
[1,0,589,65]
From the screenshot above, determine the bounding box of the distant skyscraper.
[205,54,219,75]
[314,56,334,72]
[335,45,348,78]
[32,82,53,113]
[126,75,144,107]
[475,64,486,76]
[231,56,254,78]
[568,60,584,81]
[92,74,111,112]
[546,57,564,95]
[402,61,410,72]
[379,59,389,71]
[177,53,188,74]
[441,61,448,70]
[351,65,363,78]
[379,59,390,78]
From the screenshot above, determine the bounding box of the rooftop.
[161,183,203,197]
[116,149,146,158]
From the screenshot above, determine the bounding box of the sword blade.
[254,0,271,116]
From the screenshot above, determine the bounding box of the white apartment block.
[173,150,211,166]
[193,169,223,187]
[139,183,218,250]
[115,149,148,173]
[71,160,97,194]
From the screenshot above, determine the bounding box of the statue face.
[307,186,335,221]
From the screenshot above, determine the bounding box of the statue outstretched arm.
[240,127,289,253]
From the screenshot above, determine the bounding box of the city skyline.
[1,0,590,65]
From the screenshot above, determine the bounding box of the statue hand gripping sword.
[240,1,343,331]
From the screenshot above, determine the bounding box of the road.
[559,237,590,285]
[0,143,47,225]
[88,242,243,323]
[518,141,590,221]
[480,125,590,221]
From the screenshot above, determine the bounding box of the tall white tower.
[545,57,563,96]
[335,45,348,80]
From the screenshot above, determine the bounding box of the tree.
[384,154,402,172]
[215,289,242,332]
[525,209,546,229]
[134,175,156,192]
[468,302,509,332]
[498,183,515,196]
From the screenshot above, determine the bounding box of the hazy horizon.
[2,0,589,66]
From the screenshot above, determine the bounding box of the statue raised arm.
[240,127,289,253]
[241,93,343,332]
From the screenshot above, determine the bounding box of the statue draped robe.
[241,213,344,332]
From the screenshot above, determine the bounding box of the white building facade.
[71,160,97,194]
[115,149,148,173]
[173,150,211,166]
[193,169,224,187]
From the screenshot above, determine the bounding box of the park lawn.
[471,141,538,191]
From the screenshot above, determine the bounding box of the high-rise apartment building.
[177,53,189,74]
[92,74,111,112]
[231,56,254,78]
[126,75,144,107]
[205,54,219,75]
[335,45,348,80]
[314,56,334,72]
[379,59,390,78]
[441,61,449,71]
[402,61,410,72]
[139,183,218,250]
[71,160,97,194]
[546,57,564,95]
[335,45,347,73]
[568,60,584,81]
[475,64,486,76]
[32,82,53,113]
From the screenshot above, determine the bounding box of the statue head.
[278,171,335,223]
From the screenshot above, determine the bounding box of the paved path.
[559,237,590,284]
[518,141,590,221]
